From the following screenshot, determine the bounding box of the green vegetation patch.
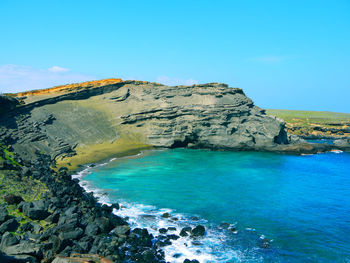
[266,109,350,125]
[266,109,350,137]
[0,144,21,167]
[0,170,48,204]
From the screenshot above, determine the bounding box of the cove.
[79,149,350,263]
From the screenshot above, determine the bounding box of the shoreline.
[60,140,350,173]
[71,151,245,263]
[0,148,169,262]
[56,143,154,171]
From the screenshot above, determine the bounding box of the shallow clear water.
[80,149,350,263]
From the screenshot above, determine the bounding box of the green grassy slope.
[266,109,350,138]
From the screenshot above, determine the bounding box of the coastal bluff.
[0,79,312,167]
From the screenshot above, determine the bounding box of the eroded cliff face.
[0,80,290,165]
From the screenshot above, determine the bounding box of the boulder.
[167,234,180,240]
[180,227,192,237]
[58,228,83,241]
[158,228,167,234]
[1,240,42,257]
[0,205,9,224]
[184,259,200,263]
[22,201,50,220]
[112,225,130,236]
[0,253,38,263]
[85,222,99,236]
[0,218,20,234]
[0,232,20,249]
[191,225,205,237]
[161,212,171,218]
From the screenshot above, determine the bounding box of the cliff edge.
[0,79,300,168]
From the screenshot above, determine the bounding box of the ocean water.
[76,149,350,263]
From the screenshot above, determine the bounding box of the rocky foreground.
[0,146,206,263]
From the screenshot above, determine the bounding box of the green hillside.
[266,109,350,138]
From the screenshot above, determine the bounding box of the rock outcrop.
[0,80,312,164]
[0,95,20,115]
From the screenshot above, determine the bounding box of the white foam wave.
[330,149,343,154]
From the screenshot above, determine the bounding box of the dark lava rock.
[0,205,9,224]
[59,227,83,241]
[191,241,202,246]
[85,222,99,236]
[132,248,159,263]
[228,227,237,233]
[258,238,271,249]
[161,212,171,218]
[0,253,37,263]
[20,222,35,232]
[180,227,192,237]
[0,218,20,234]
[113,225,130,236]
[158,228,167,234]
[4,194,24,205]
[191,225,205,237]
[1,240,42,257]
[95,217,114,234]
[22,202,50,220]
[167,234,180,240]
[167,227,177,231]
[0,232,20,248]
[184,259,200,263]
[0,95,20,114]
[111,203,120,210]
[173,253,182,258]
[46,211,60,224]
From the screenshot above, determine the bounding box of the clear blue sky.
[1,0,349,112]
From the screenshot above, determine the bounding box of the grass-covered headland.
[266,109,350,139]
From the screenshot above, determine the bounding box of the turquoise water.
[81,149,350,262]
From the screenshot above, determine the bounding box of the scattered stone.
[184,259,200,263]
[167,234,180,240]
[258,238,271,249]
[191,225,205,237]
[162,212,171,218]
[158,228,167,234]
[180,227,192,237]
[173,253,182,258]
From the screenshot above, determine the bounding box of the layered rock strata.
[0,80,295,162]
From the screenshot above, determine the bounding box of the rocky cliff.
[0,80,298,168]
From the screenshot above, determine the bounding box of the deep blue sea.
[76,149,350,263]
